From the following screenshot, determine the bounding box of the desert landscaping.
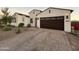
[0,7,79,51]
[0,27,79,51]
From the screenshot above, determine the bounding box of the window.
[66,16,69,19]
[49,10,51,13]
[30,18,33,23]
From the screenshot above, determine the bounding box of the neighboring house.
[29,7,73,32]
[11,12,30,27]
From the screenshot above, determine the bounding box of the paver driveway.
[0,28,71,51]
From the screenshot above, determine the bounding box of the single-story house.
[29,7,73,32]
[11,12,30,27]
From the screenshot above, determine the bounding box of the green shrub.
[0,25,4,28]
[7,25,14,27]
[27,24,31,27]
[3,27,12,31]
[18,23,24,27]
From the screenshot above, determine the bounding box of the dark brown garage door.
[40,16,64,30]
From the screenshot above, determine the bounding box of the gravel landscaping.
[0,28,72,51]
[0,27,79,51]
[0,29,17,41]
[66,33,79,51]
[0,27,29,41]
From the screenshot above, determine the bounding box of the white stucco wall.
[36,8,72,32]
[29,9,41,27]
[64,14,71,32]
[11,14,30,27]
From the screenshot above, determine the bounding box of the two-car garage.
[31,7,73,32]
[40,16,64,30]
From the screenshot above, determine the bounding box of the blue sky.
[66,7,79,21]
[0,7,79,21]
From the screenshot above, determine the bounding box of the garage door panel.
[40,16,64,30]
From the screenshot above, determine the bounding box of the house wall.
[11,14,30,27]
[36,8,71,32]
[29,10,41,27]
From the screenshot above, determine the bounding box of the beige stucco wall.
[36,8,72,32]
[11,14,30,27]
[29,9,41,27]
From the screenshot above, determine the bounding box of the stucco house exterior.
[29,9,42,27]
[29,7,73,32]
[11,12,30,27]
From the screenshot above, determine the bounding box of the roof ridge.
[14,12,29,17]
[36,7,73,16]
[29,9,42,14]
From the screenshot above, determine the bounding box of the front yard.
[0,27,79,51]
[0,28,72,51]
[67,33,79,51]
[0,28,15,41]
[0,27,28,41]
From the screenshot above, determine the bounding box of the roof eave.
[36,7,74,16]
[14,12,30,18]
[70,10,74,13]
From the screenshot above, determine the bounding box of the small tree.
[1,7,13,31]
[1,8,9,16]
[7,16,13,26]
[1,16,8,26]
